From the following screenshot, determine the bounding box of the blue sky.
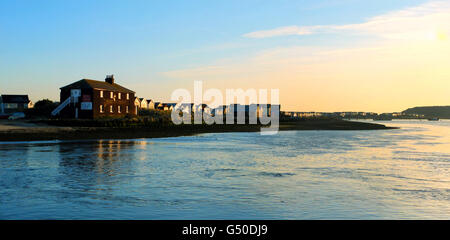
[2,0,448,112]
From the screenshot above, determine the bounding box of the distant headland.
[402,106,450,119]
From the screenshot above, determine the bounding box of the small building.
[155,102,174,111]
[180,103,194,114]
[212,105,226,116]
[0,95,32,114]
[139,98,148,109]
[52,75,136,119]
[146,99,155,109]
[134,97,141,114]
[154,102,162,110]
[256,104,280,117]
[161,103,176,111]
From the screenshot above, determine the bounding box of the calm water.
[0,120,449,219]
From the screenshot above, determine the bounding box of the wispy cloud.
[243,26,319,38]
[244,1,450,40]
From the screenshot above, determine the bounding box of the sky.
[0,0,449,113]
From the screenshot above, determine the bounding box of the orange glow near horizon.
[162,39,450,113]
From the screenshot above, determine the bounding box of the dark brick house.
[53,75,136,119]
[0,95,32,114]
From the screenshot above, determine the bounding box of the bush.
[138,109,159,117]
[139,109,172,123]
[25,99,59,119]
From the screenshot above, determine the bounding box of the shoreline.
[0,119,396,142]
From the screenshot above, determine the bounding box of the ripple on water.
[0,120,449,219]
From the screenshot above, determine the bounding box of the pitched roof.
[163,103,177,108]
[60,79,135,93]
[1,95,30,103]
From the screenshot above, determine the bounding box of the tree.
[25,99,59,118]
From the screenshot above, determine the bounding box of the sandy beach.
[0,120,74,132]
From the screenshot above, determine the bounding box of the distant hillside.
[402,106,450,119]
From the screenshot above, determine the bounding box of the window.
[110,92,113,98]
[100,91,103,98]
[4,103,18,109]
[100,105,104,113]
[126,93,129,100]
[126,106,129,113]
[118,106,121,113]
[118,93,121,99]
[110,105,113,113]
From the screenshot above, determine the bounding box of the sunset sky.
[0,0,449,112]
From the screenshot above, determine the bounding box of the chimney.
[105,74,114,84]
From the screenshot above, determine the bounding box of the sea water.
[0,120,449,219]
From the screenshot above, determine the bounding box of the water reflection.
[55,140,142,203]
[58,140,137,176]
